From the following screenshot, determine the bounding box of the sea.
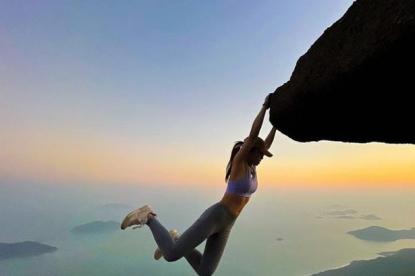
[1,180,414,276]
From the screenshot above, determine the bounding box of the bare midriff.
[220,192,250,217]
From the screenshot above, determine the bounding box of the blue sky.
[8,1,414,187]
[1,0,353,136]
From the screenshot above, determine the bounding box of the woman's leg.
[183,249,203,272]
[150,226,231,276]
[146,203,236,275]
[146,204,221,263]
[197,228,233,276]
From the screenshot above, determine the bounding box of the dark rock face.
[0,241,57,260]
[269,0,415,143]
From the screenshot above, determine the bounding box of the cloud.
[325,209,358,216]
[359,214,382,220]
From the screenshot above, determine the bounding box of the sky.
[1,0,415,189]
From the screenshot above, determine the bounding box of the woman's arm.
[248,105,268,138]
[233,94,271,164]
[264,126,277,150]
[248,93,271,138]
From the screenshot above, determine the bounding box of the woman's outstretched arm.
[264,126,276,150]
[248,94,271,138]
[233,94,272,164]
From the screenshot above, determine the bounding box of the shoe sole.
[121,205,154,230]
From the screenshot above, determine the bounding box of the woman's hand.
[262,93,272,109]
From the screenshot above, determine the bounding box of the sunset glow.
[1,0,414,189]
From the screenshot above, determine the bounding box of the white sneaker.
[154,229,180,260]
[120,205,156,230]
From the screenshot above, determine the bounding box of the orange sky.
[2,125,415,189]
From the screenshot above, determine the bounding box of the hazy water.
[1,180,415,276]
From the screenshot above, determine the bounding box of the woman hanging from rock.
[121,93,277,276]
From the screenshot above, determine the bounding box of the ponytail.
[225,141,244,182]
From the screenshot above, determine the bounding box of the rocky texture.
[0,241,57,260]
[269,0,415,143]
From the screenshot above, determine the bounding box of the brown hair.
[225,140,244,182]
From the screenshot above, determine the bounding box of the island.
[0,241,57,260]
[313,248,415,275]
[348,226,415,242]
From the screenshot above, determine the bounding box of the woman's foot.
[120,205,157,230]
[154,229,180,260]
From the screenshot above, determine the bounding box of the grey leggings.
[146,202,237,276]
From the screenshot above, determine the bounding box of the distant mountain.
[348,226,415,242]
[0,241,57,260]
[313,248,415,275]
[71,220,120,234]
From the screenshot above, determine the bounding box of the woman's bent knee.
[164,255,181,262]
[198,264,216,276]
[163,250,183,262]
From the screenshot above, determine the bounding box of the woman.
[121,94,277,276]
